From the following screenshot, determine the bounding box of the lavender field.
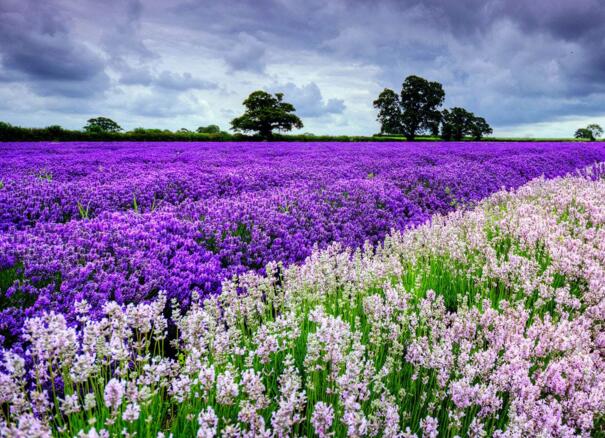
[1,142,605,437]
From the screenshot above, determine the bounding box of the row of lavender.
[1,142,605,345]
[2,169,604,436]
[4,142,605,231]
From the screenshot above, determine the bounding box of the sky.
[1,0,604,137]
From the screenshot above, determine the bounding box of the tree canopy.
[197,125,221,134]
[373,89,403,135]
[83,117,122,133]
[231,91,303,139]
[400,75,445,140]
[469,116,493,140]
[373,75,445,140]
[374,75,494,141]
[441,107,493,141]
[575,124,603,141]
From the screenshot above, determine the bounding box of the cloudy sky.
[1,0,604,136]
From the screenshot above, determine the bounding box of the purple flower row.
[0,141,604,345]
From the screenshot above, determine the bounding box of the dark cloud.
[222,33,268,73]
[101,0,157,61]
[171,0,341,52]
[2,0,605,132]
[167,0,605,123]
[0,0,109,97]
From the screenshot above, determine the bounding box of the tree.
[400,75,445,140]
[441,107,492,141]
[45,125,65,140]
[441,108,469,141]
[46,125,64,134]
[575,124,603,141]
[197,124,221,134]
[83,117,122,133]
[373,75,445,140]
[231,90,303,139]
[373,89,402,135]
[469,116,493,140]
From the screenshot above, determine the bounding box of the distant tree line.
[0,120,234,142]
[373,75,493,141]
[0,120,403,142]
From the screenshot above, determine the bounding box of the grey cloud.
[0,0,109,97]
[171,0,340,51]
[101,0,156,61]
[119,66,155,87]
[222,33,267,73]
[119,66,217,90]
[154,71,216,91]
[28,75,111,99]
[3,0,605,133]
[123,92,202,118]
[270,82,346,118]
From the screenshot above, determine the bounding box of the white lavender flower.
[103,378,124,411]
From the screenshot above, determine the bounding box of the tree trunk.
[259,127,273,140]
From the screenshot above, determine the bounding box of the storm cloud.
[0,0,603,135]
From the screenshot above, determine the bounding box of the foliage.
[373,75,445,140]
[468,116,493,140]
[575,123,603,141]
[45,125,65,136]
[373,77,498,141]
[231,90,304,139]
[197,124,221,134]
[0,121,592,143]
[400,75,445,140]
[372,88,403,135]
[0,123,400,142]
[83,117,123,133]
[441,107,493,141]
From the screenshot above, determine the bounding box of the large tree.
[373,75,445,140]
[231,91,303,139]
[575,124,603,141]
[441,107,492,141]
[400,75,445,140]
[83,117,122,133]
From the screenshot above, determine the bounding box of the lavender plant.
[2,169,604,437]
[1,142,605,342]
